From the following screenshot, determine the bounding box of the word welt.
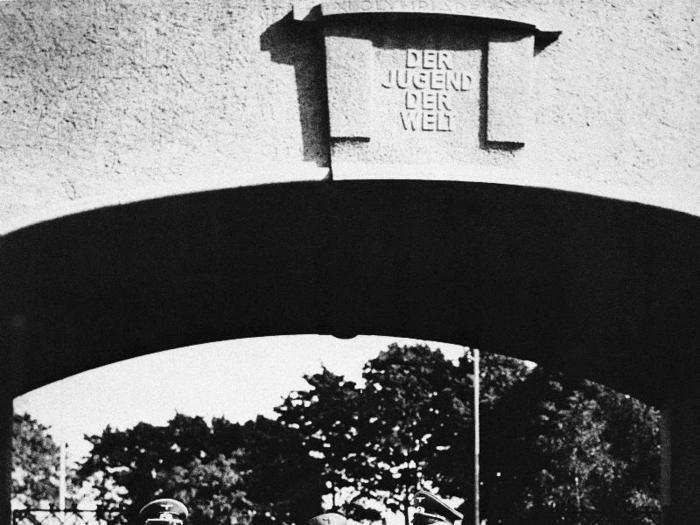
[382,49,472,132]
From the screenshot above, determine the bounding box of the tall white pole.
[473,348,480,525]
[59,442,66,513]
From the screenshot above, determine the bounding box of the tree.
[584,382,661,524]
[213,415,324,524]
[80,413,226,523]
[525,386,615,524]
[12,412,73,509]
[352,343,459,525]
[80,413,321,524]
[75,344,662,524]
[164,454,252,525]
[476,368,660,524]
[276,368,362,509]
[273,345,531,523]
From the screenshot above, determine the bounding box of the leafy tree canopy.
[12,413,74,509]
[79,413,322,524]
[69,343,661,525]
[276,367,362,509]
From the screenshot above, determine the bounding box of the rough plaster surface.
[487,31,533,144]
[324,34,373,138]
[0,0,698,227]
[0,0,328,225]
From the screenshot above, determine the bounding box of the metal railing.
[12,509,122,525]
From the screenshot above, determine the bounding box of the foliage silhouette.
[12,413,79,509]
[68,343,661,524]
[276,367,362,510]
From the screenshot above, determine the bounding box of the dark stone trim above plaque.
[293,0,562,44]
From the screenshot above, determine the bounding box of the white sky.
[14,334,468,468]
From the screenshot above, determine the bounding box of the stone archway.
[1,181,697,523]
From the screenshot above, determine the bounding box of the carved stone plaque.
[299,2,559,177]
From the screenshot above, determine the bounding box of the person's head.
[139,499,189,525]
[308,513,348,525]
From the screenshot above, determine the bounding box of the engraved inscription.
[327,0,475,17]
[382,49,472,132]
[331,1,435,13]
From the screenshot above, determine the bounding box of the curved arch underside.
[1,181,697,404]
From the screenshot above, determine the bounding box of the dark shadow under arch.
[1,181,697,407]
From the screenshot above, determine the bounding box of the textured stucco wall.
[524,0,698,214]
[0,0,698,228]
[0,0,329,226]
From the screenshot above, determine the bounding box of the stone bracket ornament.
[292,1,561,175]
